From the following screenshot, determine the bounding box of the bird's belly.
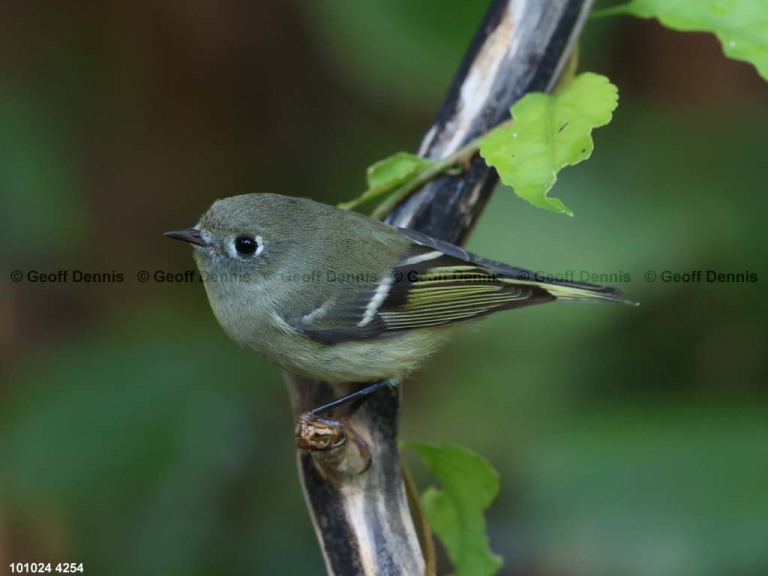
[203,284,457,383]
[263,328,456,383]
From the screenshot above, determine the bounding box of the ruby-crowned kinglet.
[165,193,634,385]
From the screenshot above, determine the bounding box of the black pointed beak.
[163,228,208,247]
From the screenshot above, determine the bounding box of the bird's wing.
[286,227,633,344]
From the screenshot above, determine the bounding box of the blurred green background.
[1,2,767,575]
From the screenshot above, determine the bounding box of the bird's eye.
[234,235,259,256]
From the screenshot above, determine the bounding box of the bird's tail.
[535,280,638,306]
[496,264,638,305]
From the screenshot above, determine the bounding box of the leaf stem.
[338,184,391,211]
[589,3,632,20]
[369,121,512,221]
[402,462,437,576]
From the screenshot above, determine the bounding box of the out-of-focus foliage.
[0,84,86,258]
[480,73,619,216]
[407,442,502,576]
[0,307,316,575]
[521,404,768,576]
[1,1,766,575]
[303,0,488,109]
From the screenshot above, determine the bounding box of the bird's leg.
[310,379,394,418]
[294,379,395,456]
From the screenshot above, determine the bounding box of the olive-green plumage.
[166,193,633,383]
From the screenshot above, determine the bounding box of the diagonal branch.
[285,1,595,574]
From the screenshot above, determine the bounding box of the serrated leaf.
[405,442,502,576]
[479,73,618,216]
[615,0,768,81]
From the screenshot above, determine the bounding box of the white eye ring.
[232,235,265,258]
[254,235,265,256]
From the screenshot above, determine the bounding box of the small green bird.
[166,194,634,410]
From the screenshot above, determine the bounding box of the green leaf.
[405,442,502,576]
[366,151,432,190]
[610,0,768,81]
[479,73,618,216]
[338,152,432,210]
